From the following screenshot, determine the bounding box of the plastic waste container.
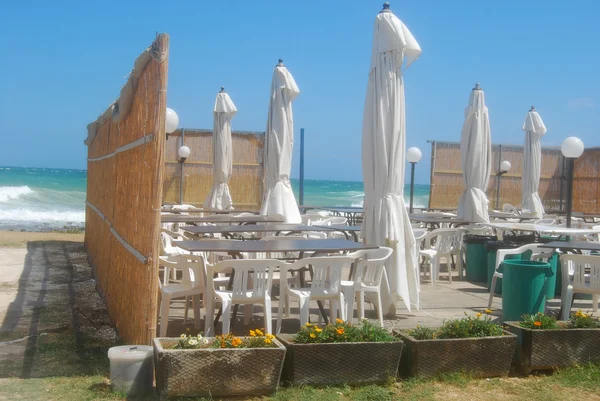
[108,345,154,396]
[484,241,524,294]
[463,235,496,283]
[501,260,553,322]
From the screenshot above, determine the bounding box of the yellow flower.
[336,318,344,324]
[249,330,256,337]
[310,333,316,338]
[315,327,322,333]
[255,329,264,336]
[266,334,275,339]
[180,334,186,339]
[476,313,482,318]
[485,309,492,314]
[264,338,272,344]
[336,328,345,335]
[305,322,312,327]
[533,321,542,327]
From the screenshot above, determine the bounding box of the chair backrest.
[285,256,354,298]
[158,254,206,290]
[210,259,278,301]
[494,243,552,272]
[502,203,518,214]
[321,216,348,226]
[354,247,393,288]
[464,224,494,236]
[160,228,190,256]
[301,213,327,226]
[426,228,465,254]
[560,254,600,292]
[534,218,557,225]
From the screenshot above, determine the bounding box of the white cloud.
[568,97,596,110]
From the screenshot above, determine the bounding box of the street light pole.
[561,136,585,228]
[406,147,422,214]
[495,160,512,210]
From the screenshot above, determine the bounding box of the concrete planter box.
[277,334,403,386]
[505,322,600,374]
[396,330,517,379]
[153,337,286,398]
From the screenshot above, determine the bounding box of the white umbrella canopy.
[457,84,492,223]
[204,88,238,210]
[260,60,301,223]
[362,3,421,314]
[521,106,547,218]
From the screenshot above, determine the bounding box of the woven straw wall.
[428,140,572,212]
[84,35,168,344]
[163,129,265,209]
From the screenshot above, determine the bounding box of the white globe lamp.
[178,145,191,159]
[406,147,422,164]
[165,108,180,135]
[500,160,512,173]
[561,136,584,159]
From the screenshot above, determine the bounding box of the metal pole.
[409,162,416,214]
[566,158,575,228]
[299,128,305,206]
[496,144,502,209]
[559,156,566,211]
[179,128,185,204]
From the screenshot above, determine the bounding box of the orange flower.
[533,321,542,327]
[231,337,242,347]
[336,318,344,324]
[336,328,345,335]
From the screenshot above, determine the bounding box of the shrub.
[566,310,600,329]
[519,312,559,330]
[406,312,504,340]
[407,325,436,340]
[293,319,397,344]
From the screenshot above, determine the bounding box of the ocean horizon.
[0,166,430,231]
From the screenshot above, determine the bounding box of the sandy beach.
[0,230,85,248]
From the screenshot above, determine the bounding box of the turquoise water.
[0,167,429,230]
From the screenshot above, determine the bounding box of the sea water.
[0,167,430,231]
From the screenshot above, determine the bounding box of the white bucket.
[108,345,154,396]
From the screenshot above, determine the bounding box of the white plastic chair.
[276,256,353,334]
[502,203,519,214]
[204,259,278,336]
[341,247,393,327]
[560,254,600,320]
[320,216,349,226]
[487,243,555,308]
[157,255,206,337]
[419,228,465,284]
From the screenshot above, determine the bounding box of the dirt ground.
[0,234,118,378]
[0,231,85,248]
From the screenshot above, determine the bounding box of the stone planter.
[277,334,403,386]
[153,337,286,398]
[396,330,516,379]
[505,322,600,374]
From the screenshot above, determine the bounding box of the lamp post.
[165,107,180,140]
[406,147,422,214]
[178,145,190,204]
[561,136,585,228]
[495,160,512,209]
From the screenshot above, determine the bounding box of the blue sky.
[0,0,598,184]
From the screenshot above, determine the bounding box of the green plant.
[172,329,277,349]
[566,310,600,329]
[436,313,504,339]
[519,312,559,330]
[407,326,436,340]
[293,319,397,344]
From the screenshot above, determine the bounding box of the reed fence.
[84,34,168,344]
[163,129,265,209]
[428,140,600,214]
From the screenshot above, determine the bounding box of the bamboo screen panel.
[163,129,265,209]
[428,140,570,212]
[84,35,168,344]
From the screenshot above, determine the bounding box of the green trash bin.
[484,241,524,294]
[463,235,496,283]
[501,260,553,322]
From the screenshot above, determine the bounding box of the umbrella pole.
[299,128,305,205]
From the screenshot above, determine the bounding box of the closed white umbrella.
[521,106,547,218]
[204,87,237,210]
[457,84,492,223]
[362,3,421,314]
[260,60,301,223]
